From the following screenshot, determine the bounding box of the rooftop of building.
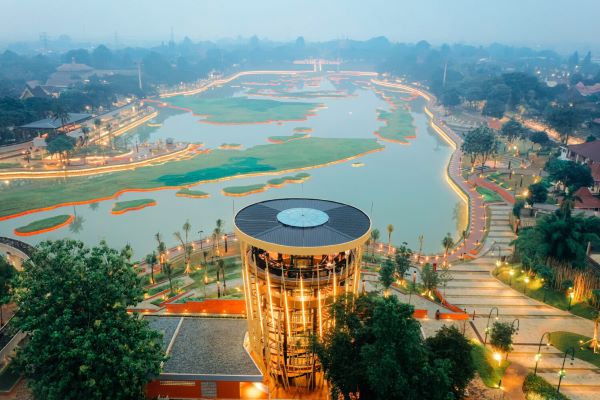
[234,198,370,250]
[568,140,600,162]
[146,316,262,382]
[20,113,92,129]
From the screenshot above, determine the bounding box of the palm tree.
[214,219,223,256]
[442,233,455,265]
[387,224,394,254]
[121,243,133,262]
[145,252,158,284]
[217,258,226,296]
[370,229,380,258]
[174,224,193,274]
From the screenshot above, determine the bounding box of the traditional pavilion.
[234,198,371,390]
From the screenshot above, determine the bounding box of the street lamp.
[484,307,499,345]
[533,332,551,375]
[408,270,417,305]
[556,347,575,394]
[524,276,530,295]
[509,269,515,286]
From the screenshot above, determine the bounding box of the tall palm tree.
[387,224,394,254]
[217,258,226,296]
[442,233,455,264]
[370,229,380,259]
[145,252,158,284]
[214,219,223,256]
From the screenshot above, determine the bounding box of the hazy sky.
[2,0,599,49]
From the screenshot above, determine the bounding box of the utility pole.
[442,61,448,88]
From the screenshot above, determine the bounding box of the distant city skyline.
[1,0,600,53]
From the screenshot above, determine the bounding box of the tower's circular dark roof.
[234,198,370,249]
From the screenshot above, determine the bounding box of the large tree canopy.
[315,294,455,400]
[13,240,165,400]
[461,126,497,172]
[545,158,594,191]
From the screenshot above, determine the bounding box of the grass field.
[549,331,600,368]
[494,266,598,320]
[476,186,503,203]
[14,214,72,234]
[167,96,321,124]
[0,137,382,219]
[471,342,510,388]
[112,199,156,213]
[375,102,416,143]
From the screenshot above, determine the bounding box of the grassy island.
[223,173,311,197]
[222,184,267,197]
[293,127,313,133]
[111,199,156,215]
[166,96,321,124]
[268,133,310,143]
[374,102,416,143]
[266,172,310,187]
[175,188,209,198]
[14,214,74,236]
[0,137,383,219]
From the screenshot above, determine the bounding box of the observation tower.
[234,198,370,389]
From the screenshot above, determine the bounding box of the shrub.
[522,373,571,400]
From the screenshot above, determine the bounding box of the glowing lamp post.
[533,332,551,375]
[556,347,575,394]
[509,269,514,287]
[568,289,575,310]
[524,276,530,295]
[484,307,499,345]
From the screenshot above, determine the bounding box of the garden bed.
[175,188,209,198]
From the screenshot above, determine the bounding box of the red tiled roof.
[574,187,600,210]
[568,140,600,163]
[592,163,600,183]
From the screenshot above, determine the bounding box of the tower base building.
[234,198,370,389]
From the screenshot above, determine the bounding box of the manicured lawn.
[476,186,503,203]
[523,373,570,400]
[112,199,155,213]
[494,266,598,320]
[471,342,510,388]
[0,137,382,218]
[549,331,600,368]
[176,188,209,198]
[14,214,72,234]
[375,100,416,143]
[167,96,321,123]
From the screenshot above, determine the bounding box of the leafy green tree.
[586,135,597,143]
[529,130,551,148]
[425,325,475,399]
[0,256,16,326]
[461,126,498,173]
[315,294,453,400]
[501,119,524,143]
[47,135,75,165]
[548,106,581,144]
[490,321,517,356]
[545,158,594,191]
[421,263,439,296]
[526,182,548,205]
[378,257,396,295]
[12,240,165,400]
[394,242,413,280]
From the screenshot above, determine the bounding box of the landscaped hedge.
[522,373,571,400]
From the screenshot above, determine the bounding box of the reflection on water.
[0,76,467,257]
